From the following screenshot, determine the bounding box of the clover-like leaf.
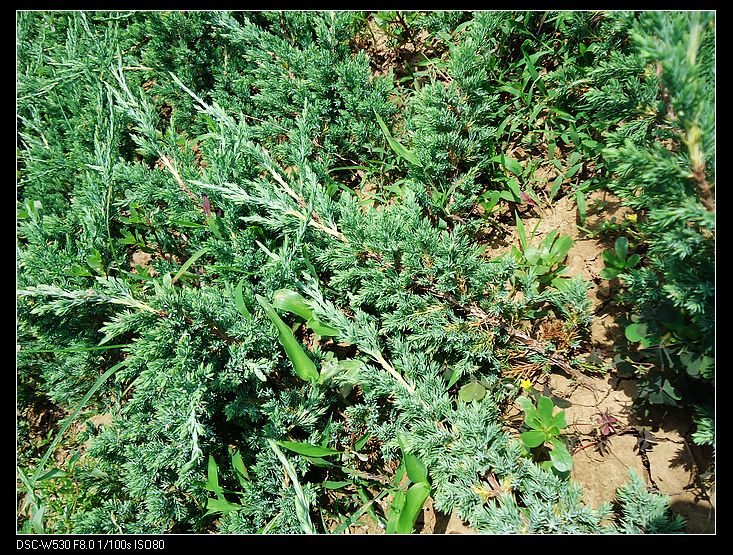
[635,429,658,453]
[459,381,486,402]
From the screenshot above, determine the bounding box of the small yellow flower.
[625,213,638,224]
[520,379,532,390]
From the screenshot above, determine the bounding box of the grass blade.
[277,440,341,458]
[172,247,207,284]
[234,279,252,321]
[272,289,313,320]
[332,489,389,534]
[18,343,129,354]
[267,439,317,534]
[374,110,422,167]
[230,448,250,487]
[31,360,126,483]
[515,211,527,251]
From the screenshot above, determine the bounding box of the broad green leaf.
[552,236,573,260]
[37,468,67,481]
[206,455,224,499]
[499,190,517,203]
[625,323,645,343]
[396,482,430,534]
[524,246,541,265]
[515,395,535,413]
[459,381,486,402]
[323,480,352,490]
[303,456,334,468]
[551,410,567,430]
[273,289,313,320]
[206,497,241,515]
[256,295,319,382]
[206,214,223,239]
[386,487,406,534]
[507,177,522,199]
[521,430,547,448]
[575,189,586,225]
[517,396,540,428]
[480,190,501,213]
[277,440,341,458]
[600,267,620,280]
[234,279,252,321]
[505,156,523,176]
[31,504,46,534]
[318,357,364,384]
[354,432,371,452]
[404,453,428,485]
[549,438,573,472]
[602,249,621,268]
[446,368,462,389]
[615,237,629,261]
[537,396,555,426]
[541,229,559,251]
[564,162,583,179]
[306,316,341,337]
[626,253,641,268]
[230,448,250,487]
[568,151,582,166]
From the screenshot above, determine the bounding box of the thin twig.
[159,155,199,203]
[268,167,348,242]
[371,350,415,395]
[426,287,595,387]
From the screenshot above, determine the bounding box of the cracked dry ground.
[552,191,715,534]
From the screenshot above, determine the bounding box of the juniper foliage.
[17,11,696,534]
[583,12,715,428]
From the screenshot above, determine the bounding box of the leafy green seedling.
[512,213,573,286]
[600,237,640,280]
[459,381,486,402]
[516,395,573,473]
[637,375,682,406]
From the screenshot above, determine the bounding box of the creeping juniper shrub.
[583,12,715,433]
[17,10,707,534]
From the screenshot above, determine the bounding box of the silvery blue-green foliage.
[691,405,714,447]
[612,470,686,533]
[583,11,714,419]
[18,10,687,535]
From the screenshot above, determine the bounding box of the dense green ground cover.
[17,11,713,534]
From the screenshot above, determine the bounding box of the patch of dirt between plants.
[541,372,715,533]
[496,190,715,533]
